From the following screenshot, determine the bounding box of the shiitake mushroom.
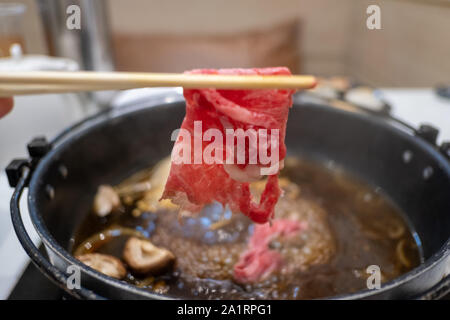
[123,237,175,275]
[76,253,127,279]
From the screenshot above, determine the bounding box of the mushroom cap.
[123,237,175,275]
[76,253,127,279]
[93,185,120,217]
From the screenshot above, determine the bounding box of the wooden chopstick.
[0,71,317,96]
[0,84,134,96]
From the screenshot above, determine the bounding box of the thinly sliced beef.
[233,219,307,283]
[161,67,297,223]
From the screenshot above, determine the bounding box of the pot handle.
[10,166,102,300]
[416,275,450,300]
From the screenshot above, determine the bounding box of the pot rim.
[27,93,450,299]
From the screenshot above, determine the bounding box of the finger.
[0,97,13,118]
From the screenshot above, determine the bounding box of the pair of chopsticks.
[0,71,317,97]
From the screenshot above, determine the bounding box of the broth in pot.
[72,156,421,299]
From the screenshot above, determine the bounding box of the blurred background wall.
[2,0,449,86]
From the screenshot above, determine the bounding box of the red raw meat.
[233,219,306,283]
[161,67,297,223]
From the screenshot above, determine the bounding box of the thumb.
[0,97,13,118]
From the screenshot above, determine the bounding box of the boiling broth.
[72,157,421,299]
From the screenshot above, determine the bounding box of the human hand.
[0,97,13,118]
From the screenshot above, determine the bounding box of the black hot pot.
[6,91,450,299]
